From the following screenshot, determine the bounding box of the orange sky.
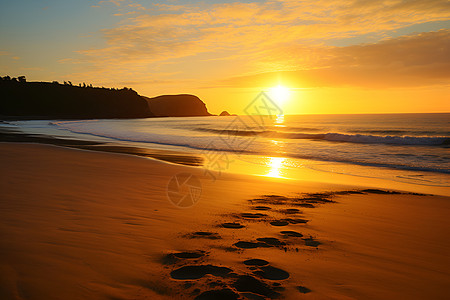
[1,0,449,114]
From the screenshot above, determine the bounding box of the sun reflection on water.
[274,115,285,127]
[266,157,286,178]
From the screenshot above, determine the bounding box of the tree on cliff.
[0,78,153,119]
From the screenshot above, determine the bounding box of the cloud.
[223,30,450,88]
[0,51,21,61]
[70,0,450,87]
[98,0,124,6]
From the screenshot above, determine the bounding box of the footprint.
[161,250,205,264]
[186,231,221,239]
[283,218,309,224]
[252,206,272,211]
[250,195,289,205]
[280,231,303,237]
[297,286,312,294]
[280,208,301,214]
[295,203,315,208]
[361,188,400,194]
[232,275,281,298]
[304,237,321,247]
[221,222,245,229]
[234,241,272,249]
[256,237,286,246]
[243,259,269,266]
[335,190,365,195]
[170,265,233,280]
[270,220,289,226]
[174,251,205,259]
[241,213,267,219]
[194,288,239,300]
[254,266,290,280]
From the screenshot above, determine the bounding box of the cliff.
[0,77,213,120]
[144,94,212,117]
[0,79,153,119]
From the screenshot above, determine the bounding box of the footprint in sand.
[234,237,285,249]
[162,250,205,264]
[233,241,272,249]
[280,230,303,237]
[283,217,309,224]
[232,275,281,299]
[304,237,321,247]
[253,266,290,280]
[270,220,289,226]
[280,208,302,214]
[295,203,316,208]
[173,251,205,259]
[185,231,221,239]
[249,196,289,206]
[241,212,267,219]
[243,259,269,266]
[297,285,312,294]
[252,205,272,211]
[194,288,239,300]
[256,237,286,247]
[221,222,245,229]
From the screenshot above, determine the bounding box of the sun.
[268,85,290,106]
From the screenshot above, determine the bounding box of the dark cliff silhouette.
[0,76,152,119]
[0,76,213,119]
[144,94,212,117]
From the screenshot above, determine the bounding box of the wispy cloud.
[69,0,450,88]
[98,0,124,6]
[224,30,450,88]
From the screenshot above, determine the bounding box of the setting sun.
[268,85,291,107]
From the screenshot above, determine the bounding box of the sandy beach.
[0,142,449,299]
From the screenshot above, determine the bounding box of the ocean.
[3,113,449,189]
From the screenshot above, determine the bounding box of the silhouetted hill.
[144,94,212,117]
[0,78,152,119]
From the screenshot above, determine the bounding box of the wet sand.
[0,128,203,166]
[0,143,449,299]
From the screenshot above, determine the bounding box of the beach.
[1,142,449,299]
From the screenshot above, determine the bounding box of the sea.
[3,113,449,192]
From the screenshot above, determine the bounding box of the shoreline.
[0,127,204,167]
[0,142,449,299]
[1,125,449,197]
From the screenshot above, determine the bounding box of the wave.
[348,129,449,136]
[285,153,450,175]
[194,128,449,146]
[320,133,449,146]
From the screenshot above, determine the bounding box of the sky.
[0,0,449,114]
